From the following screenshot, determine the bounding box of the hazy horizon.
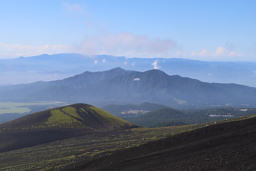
[0,0,255,61]
[2,53,256,62]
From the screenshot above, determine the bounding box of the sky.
[0,0,255,61]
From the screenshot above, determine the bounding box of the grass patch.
[46,109,81,127]
[62,107,82,120]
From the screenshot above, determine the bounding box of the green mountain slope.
[0,103,135,152]
[0,103,133,130]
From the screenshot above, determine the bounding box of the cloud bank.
[215,46,240,57]
[190,46,241,60]
[0,33,244,61]
[77,32,177,58]
[0,42,69,58]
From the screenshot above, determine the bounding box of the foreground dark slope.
[0,104,134,152]
[75,115,256,171]
[1,68,256,108]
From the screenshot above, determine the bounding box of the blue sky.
[0,0,255,60]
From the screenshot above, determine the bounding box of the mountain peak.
[107,67,126,72]
[143,69,168,77]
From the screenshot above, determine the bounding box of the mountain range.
[1,68,256,108]
[1,53,256,87]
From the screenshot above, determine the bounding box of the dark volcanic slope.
[0,104,134,152]
[75,116,256,171]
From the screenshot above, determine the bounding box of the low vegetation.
[0,124,204,171]
[72,115,256,171]
[46,109,82,127]
[1,103,256,171]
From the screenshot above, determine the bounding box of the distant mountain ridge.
[1,68,256,108]
[1,53,256,86]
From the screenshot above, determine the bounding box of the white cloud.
[189,46,243,60]
[199,49,208,56]
[228,50,236,56]
[215,46,240,57]
[63,2,84,13]
[228,50,242,57]
[77,32,177,58]
[152,60,159,69]
[216,46,225,56]
[0,42,69,58]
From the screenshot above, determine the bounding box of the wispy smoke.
[152,60,159,69]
